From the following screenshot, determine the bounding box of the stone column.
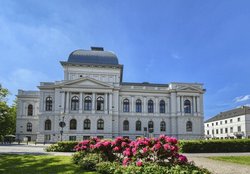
[180,96,183,115]
[66,92,69,113]
[155,97,159,114]
[92,93,96,114]
[131,96,134,113]
[170,93,176,115]
[177,96,180,113]
[144,97,147,113]
[61,91,65,113]
[104,93,108,114]
[197,96,200,114]
[109,93,113,114]
[79,92,83,113]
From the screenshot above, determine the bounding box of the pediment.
[177,85,202,92]
[60,77,113,88]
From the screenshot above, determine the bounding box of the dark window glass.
[136,120,141,131]
[83,119,91,130]
[148,121,154,133]
[97,119,104,130]
[186,121,192,132]
[69,136,76,141]
[159,100,165,113]
[123,120,129,131]
[70,119,77,130]
[184,100,191,113]
[96,97,104,111]
[136,99,142,113]
[71,96,79,110]
[45,119,51,130]
[84,96,92,111]
[123,99,129,112]
[148,100,154,113]
[45,97,52,111]
[160,121,166,131]
[27,104,33,116]
[27,122,32,132]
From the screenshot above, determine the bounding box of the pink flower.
[142,147,148,153]
[122,158,130,166]
[121,142,127,147]
[154,143,161,150]
[178,155,188,163]
[136,161,143,167]
[103,141,110,147]
[113,146,120,152]
[163,144,170,150]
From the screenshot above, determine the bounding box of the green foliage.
[78,153,100,171]
[95,162,211,174]
[96,162,120,174]
[179,139,250,153]
[45,141,78,152]
[72,151,87,165]
[209,156,250,166]
[0,84,16,141]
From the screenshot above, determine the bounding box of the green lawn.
[0,154,96,174]
[209,156,250,166]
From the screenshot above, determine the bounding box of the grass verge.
[0,154,96,174]
[208,156,250,166]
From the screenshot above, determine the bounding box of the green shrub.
[45,141,78,152]
[78,153,100,171]
[96,161,120,174]
[72,151,86,165]
[179,139,250,153]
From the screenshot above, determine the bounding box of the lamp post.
[59,113,65,142]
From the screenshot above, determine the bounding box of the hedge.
[45,141,78,152]
[46,139,250,153]
[179,139,250,153]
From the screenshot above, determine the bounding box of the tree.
[0,84,16,141]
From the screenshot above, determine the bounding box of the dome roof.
[68,48,119,65]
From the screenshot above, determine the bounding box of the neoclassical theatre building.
[16,47,205,142]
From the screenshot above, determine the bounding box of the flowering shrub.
[74,135,188,167]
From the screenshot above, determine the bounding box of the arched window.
[184,100,191,113]
[123,120,129,131]
[71,96,79,110]
[123,99,129,112]
[84,96,92,111]
[96,97,104,111]
[45,119,51,130]
[160,121,166,131]
[27,104,33,116]
[136,99,142,113]
[97,119,104,130]
[83,119,91,130]
[27,122,32,132]
[159,100,165,113]
[148,121,154,133]
[148,100,154,113]
[70,119,77,130]
[45,97,52,111]
[186,121,192,132]
[135,120,141,131]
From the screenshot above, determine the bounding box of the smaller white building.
[204,106,250,139]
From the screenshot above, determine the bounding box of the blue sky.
[1,0,250,120]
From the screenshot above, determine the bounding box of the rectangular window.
[45,134,51,141]
[220,121,222,125]
[216,122,218,125]
[238,117,240,122]
[225,120,227,124]
[207,124,209,127]
[230,127,233,133]
[225,128,228,133]
[207,130,209,135]
[83,136,90,140]
[69,136,76,141]
[230,119,233,123]
[220,128,223,134]
[216,129,219,134]
[212,123,214,126]
[238,126,241,132]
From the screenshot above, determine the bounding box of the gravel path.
[185,153,250,174]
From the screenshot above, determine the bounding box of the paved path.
[1,144,250,173]
[185,153,250,174]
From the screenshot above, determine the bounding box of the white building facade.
[16,47,205,142]
[204,106,250,139]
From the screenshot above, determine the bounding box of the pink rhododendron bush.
[73,135,211,174]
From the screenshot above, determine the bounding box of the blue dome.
[68,48,119,65]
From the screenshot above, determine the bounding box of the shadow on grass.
[0,154,96,174]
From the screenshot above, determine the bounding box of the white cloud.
[171,53,181,60]
[234,95,250,103]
